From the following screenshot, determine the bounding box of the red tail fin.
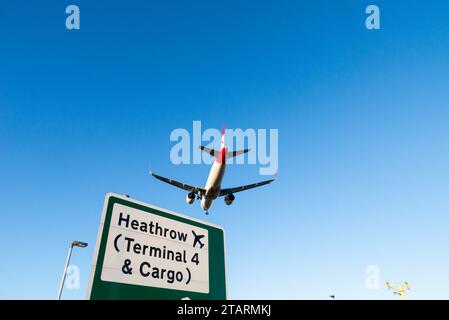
[221,126,225,149]
[218,126,226,163]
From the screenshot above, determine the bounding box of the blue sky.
[1,0,449,299]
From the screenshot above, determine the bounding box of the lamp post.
[57,240,88,300]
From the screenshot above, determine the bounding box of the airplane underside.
[201,198,213,211]
[150,129,274,215]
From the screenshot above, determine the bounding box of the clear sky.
[1,1,449,299]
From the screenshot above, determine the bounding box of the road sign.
[87,193,227,299]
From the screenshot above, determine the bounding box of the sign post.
[87,193,226,299]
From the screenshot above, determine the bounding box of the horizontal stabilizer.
[226,149,250,159]
[199,146,220,157]
[200,146,251,160]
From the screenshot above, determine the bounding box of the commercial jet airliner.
[150,128,274,214]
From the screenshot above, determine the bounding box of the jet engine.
[224,193,235,205]
[186,192,195,204]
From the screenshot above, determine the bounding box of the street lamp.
[72,241,88,248]
[57,240,88,300]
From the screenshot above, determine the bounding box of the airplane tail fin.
[220,126,226,149]
[199,126,250,161]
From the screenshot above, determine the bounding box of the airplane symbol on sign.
[192,230,205,249]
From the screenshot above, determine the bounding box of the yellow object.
[386,281,410,298]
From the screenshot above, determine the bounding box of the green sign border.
[87,193,227,300]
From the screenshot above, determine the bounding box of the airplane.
[150,127,274,214]
[386,281,410,298]
[191,230,205,249]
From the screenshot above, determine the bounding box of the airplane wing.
[150,172,205,196]
[219,179,274,196]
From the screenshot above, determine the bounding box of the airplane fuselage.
[201,160,226,211]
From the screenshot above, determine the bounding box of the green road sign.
[87,193,227,299]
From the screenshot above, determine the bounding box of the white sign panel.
[101,203,209,294]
